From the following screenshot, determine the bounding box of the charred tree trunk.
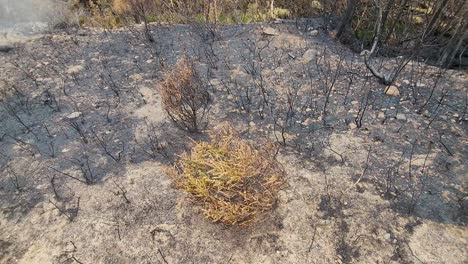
[336,0,357,40]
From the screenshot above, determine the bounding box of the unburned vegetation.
[169,125,283,226]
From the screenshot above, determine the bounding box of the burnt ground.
[0,20,467,263]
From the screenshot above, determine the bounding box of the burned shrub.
[168,125,284,226]
[159,56,211,133]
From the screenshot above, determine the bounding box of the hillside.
[0,21,467,263]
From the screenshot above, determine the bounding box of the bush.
[72,0,320,26]
[159,56,211,133]
[272,8,291,19]
[169,125,284,226]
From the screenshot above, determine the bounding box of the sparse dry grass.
[159,56,211,132]
[169,125,284,226]
[74,0,325,25]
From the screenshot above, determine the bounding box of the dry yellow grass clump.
[159,56,211,132]
[169,126,284,226]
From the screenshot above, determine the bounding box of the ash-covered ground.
[0,20,467,263]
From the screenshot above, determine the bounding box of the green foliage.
[74,0,298,26]
[272,8,290,19]
[355,28,374,45]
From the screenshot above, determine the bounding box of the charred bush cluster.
[159,56,211,133]
[73,0,467,68]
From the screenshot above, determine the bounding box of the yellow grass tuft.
[169,125,284,226]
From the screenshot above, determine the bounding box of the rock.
[396,113,407,121]
[311,1,322,10]
[309,30,319,36]
[403,79,410,85]
[377,112,386,119]
[210,78,221,86]
[263,27,279,36]
[67,112,82,119]
[348,122,357,129]
[66,65,84,74]
[385,85,400,96]
[262,69,273,76]
[301,118,312,126]
[302,49,318,64]
[249,121,256,127]
[416,81,426,87]
[383,233,391,240]
[130,73,143,82]
[0,45,14,53]
[275,67,285,74]
[77,29,87,36]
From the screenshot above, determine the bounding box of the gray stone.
[67,112,82,119]
[302,49,318,64]
[309,30,319,36]
[301,118,312,126]
[130,73,143,82]
[263,27,279,36]
[383,233,391,240]
[275,67,285,74]
[66,65,84,74]
[396,113,407,121]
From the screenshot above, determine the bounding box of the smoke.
[0,0,69,43]
[0,0,62,23]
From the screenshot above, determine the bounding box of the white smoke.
[0,0,60,22]
[0,0,68,43]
